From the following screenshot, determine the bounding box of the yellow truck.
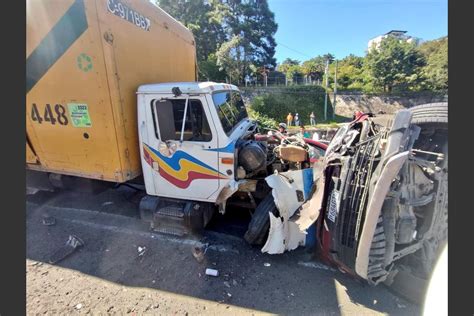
[27,0,197,184]
[26,0,327,248]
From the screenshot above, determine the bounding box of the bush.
[249,85,333,125]
[247,108,278,131]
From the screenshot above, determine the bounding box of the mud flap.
[262,168,320,254]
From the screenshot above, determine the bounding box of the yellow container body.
[26,0,196,182]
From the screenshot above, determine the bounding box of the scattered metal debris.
[137,246,147,257]
[223,281,231,288]
[205,268,219,277]
[42,215,56,226]
[263,262,271,267]
[102,201,114,206]
[48,235,84,264]
[29,261,43,267]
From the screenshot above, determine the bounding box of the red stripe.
[159,169,223,189]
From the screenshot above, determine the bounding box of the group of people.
[278,122,310,138]
[286,112,316,127]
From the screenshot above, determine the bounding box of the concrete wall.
[332,93,448,117]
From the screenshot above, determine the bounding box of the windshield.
[212,91,248,135]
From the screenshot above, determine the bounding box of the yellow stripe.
[146,147,221,181]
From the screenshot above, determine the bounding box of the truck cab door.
[140,95,225,202]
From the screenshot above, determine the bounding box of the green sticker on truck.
[68,103,92,127]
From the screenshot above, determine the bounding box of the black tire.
[409,102,448,124]
[244,194,278,245]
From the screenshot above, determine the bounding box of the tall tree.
[216,35,246,84]
[418,37,448,90]
[221,0,278,78]
[365,37,425,92]
[157,0,226,61]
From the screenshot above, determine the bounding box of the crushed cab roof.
[137,82,239,94]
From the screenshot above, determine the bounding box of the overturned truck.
[309,103,448,302]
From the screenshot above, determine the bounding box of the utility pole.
[333,60,338,119]
[324,59,329,121]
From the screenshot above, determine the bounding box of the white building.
[367,30,420,51]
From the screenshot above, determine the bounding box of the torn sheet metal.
[262,168,316,254]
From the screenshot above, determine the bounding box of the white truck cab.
[137,82,252,203]
[136,81,322,248]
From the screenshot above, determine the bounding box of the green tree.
[301,56,326,83]
[365,37,425,92]
[216,35,247,84]
[198,53,227,81]
[329,54,365,90]
[277,59,303,84]
[418,36,448,90]
[157,0,226,62]
[221,0,278,74]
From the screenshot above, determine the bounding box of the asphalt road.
[26,186,419,315]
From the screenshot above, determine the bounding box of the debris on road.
[191,246,205,263]
[48,235,84,264]
[297,261,336,271]
[205,268,219,277]
[137,246,147,257]
[42,215,56,226]
[223,281,231,288]
[263,262,271,267]
[102,201,114,206]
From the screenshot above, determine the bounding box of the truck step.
[139,196,214,237]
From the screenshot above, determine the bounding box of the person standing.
[310,112,316,125]
[294,113,300,126]
[286,112,293,126]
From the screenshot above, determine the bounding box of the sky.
[267,0,447,63]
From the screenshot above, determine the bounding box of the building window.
[152,99,212,142]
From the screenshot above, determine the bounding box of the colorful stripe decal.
[143,143,227,189]
[26,0,88,93]
[204,141,236,153]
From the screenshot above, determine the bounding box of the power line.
[276,42,313,59]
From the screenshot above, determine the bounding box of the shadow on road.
[26,190,418,315]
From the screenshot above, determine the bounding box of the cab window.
[152,99,212,142]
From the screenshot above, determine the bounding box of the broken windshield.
[212,91,248,136]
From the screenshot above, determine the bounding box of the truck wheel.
[409,102,448,124]
[244,194,278,245]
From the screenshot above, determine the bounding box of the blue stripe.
[204,141,235,153]
[26,0,88,93]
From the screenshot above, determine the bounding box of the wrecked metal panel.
[355,151,409,279]
[261,168,315,254]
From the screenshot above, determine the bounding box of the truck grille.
[334,134,382,268]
